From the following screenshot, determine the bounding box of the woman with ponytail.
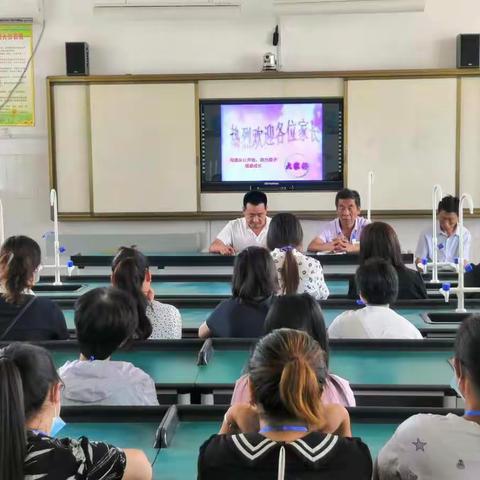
[231,294,356,407]
[198,329,372,479]
[112,246,181,339]
[0,343,152,479]
[0,236,68,340]
[267,213,329,300]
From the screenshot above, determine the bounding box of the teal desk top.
[52,350,199,385]
[64,307,215,331]
[51,343,452,388]
[60,419,397,479]
[195,347,453,387]
[63,305,469,333]
[39,279,348,299]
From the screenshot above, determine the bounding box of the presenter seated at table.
[268,212,329,300]
[231,293,356,407]
[0,235,68,341]
[415,195,472,267]
[348,222,427,300]
[308,188,370,253]
[59,287,159,406]
[198,329,372,480]
[209,191,271,255]
[375,315,480,480]
[329,258,422,339]
[198,246,276,338]
[0,343,152,480]
[112,246,182,340]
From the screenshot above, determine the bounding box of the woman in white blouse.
[375,314,480,479]
[111,246,182,340]
[266,213,329,300]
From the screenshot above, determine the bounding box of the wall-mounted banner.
[0,23,34,126]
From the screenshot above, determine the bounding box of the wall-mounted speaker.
[65,42,90,76]
[457,34,480,69]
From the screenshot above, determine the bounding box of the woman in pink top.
[231,293,355,407]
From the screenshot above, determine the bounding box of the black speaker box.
[65,42,90,76]
[457,34,480,68]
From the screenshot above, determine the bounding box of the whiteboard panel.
[90,83,197,213]
[199,78,344,99]
[201,192,336,212]
[460,77,480,205]
[53,85,91,213]
[347,78,457,210]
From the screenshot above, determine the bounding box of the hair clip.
[6,252,14,265]
[280,245,294,253]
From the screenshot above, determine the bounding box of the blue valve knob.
[67,260,74,268]
[421,258,428,265]
[59,246,66,254]
[438,243,444,250]
[454,257,459,264]
[442,282,451,292]
[465,263,474,273]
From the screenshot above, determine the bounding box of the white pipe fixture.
[367,171,374,222]
[41,189,76,284]
[431,184,442,283]
[417,184,459,279]
[439,193,480,313]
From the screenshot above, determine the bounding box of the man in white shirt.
[415,195,472,266]
[209,191,271,255]
[308,188,370,253]
[328,258,422,339]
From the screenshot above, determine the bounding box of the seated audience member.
[329,258,422,339]
[267,213,329,300]
[231,293,355,407]
[348,222,427,300]
[375,315,480,480]
[0,235,68,341]
[0,342,152,479]
[59,287,159,406]
[209,191,270,255]
[198,246,276,338]
[415,195,472,266]
[465,262,480,297]
[198,329,372,480]
[112,246,181,339]
[308,188,370,253]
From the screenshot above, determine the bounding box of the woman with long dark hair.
[348,222,427,300]
[112,246,181,339]
[0,236,68,340]
[198,246,277,338]
[0,343,152,479]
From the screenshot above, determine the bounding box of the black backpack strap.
[0,296,37,341]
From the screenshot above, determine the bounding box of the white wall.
[1,0,480,261]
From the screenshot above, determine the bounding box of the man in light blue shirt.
[308,188,370,253]
[415,195,472,265]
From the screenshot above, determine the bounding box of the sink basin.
[422,312,473,324]
[33,284,84,292]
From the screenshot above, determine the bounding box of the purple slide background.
[221,103,324,182]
